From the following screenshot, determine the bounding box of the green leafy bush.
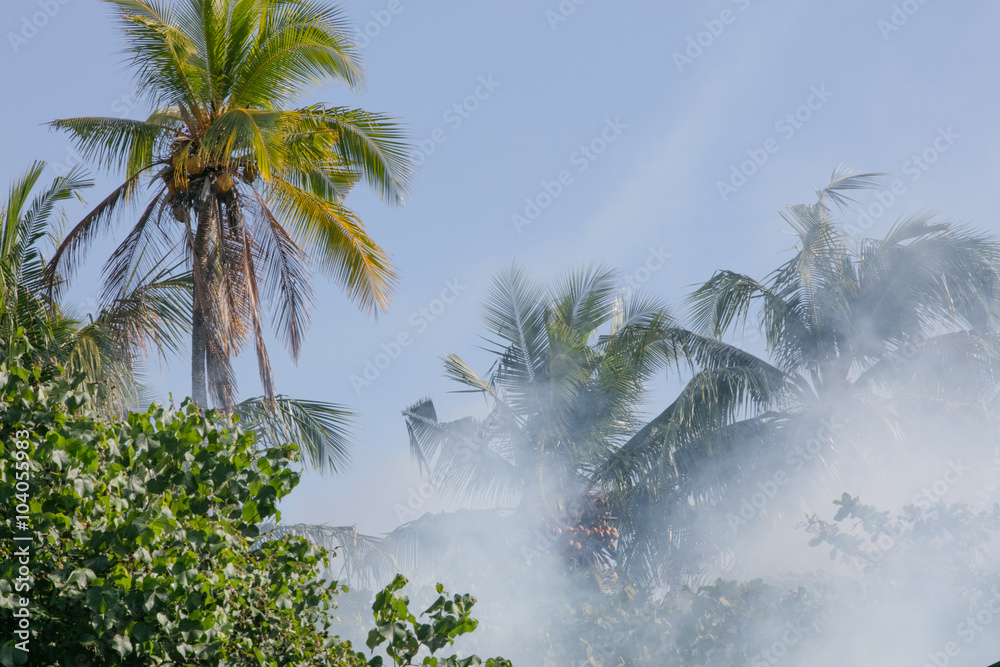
[0,338,509,666]
[363,575,510,667]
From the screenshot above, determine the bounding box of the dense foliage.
[0,336,508,666]
[3,0,999,660]
[0,334,344,664]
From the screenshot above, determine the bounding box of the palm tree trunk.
[190,202,212,408]
[191,298,208,407]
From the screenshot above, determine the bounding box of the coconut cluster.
[543,497,619,568]
[161,151,259,223]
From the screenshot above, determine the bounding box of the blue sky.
[2,0,998,533]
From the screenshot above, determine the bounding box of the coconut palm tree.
[599,169,1000,585]
[1,162,86,356]
[3,161,359,470]
[395,265,676,583]
[46,0,413,416]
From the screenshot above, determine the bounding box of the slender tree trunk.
[191,297,208,407]
[190,202,213,408]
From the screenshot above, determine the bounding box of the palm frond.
[97,257,192,361]
[248,191,314,360]
[289,106,412,205]
[402,398,521,507]
[818,166,885,212]
[48,117,174,176]
[266,177,396,314]
[481,264,548,388]
[103,0,206,114]
[226,0,364,108]
[2,162,91,300]
[237,395,357,475]
[383,509,521,582]
[257,523,397,589]
[44,172,149,291]
[200,108,288,179]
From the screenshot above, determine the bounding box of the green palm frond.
[97,258,192,360]
[47,117,175,176]
[403,398,521,507]
[548,264,620,337]
[267,177,396,314]
[2,162,90,303]
[687,270,798,348]
[595,355,785,499]
[104,0,205,112]
[99,191,173,307]
[290,106,412,205]
[225,0,364,107]
[44,172,150,289]
[481,264,549,390]
[247,190,313,360]
[237,395,357,475]
[257,523,397,589]
[200,108,288,178]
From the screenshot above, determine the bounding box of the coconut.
[161,168,180,197]
[241,164,258,184]
[216,171,235,193]
[171,202,190,224]
[186,155,206,175]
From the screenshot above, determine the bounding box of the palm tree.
[1,161,86,356]
[4,160,358,470]
[3,162,382,585]
[599,169,1000,585]
[46,0,413,416]
[1,161,189,412]
[396,265,676,583]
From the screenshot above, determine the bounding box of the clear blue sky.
[2,0,998,533]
